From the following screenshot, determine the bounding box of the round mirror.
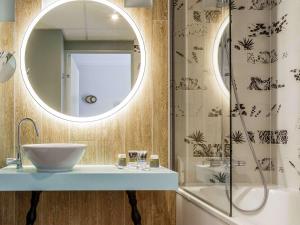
[21,0,145,122]
[213,17,229,97]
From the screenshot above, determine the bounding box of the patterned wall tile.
[248,14,287,37]
[248,77,285,90]
[258,130,288,144]
[249,0,282,10]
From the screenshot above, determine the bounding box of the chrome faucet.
[6,118,39,169]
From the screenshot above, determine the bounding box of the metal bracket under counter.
[0,165,178,225]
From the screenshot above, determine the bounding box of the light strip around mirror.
[21,0,146,122]
[212,16,229,98]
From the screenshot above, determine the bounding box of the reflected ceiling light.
[212,16,229,98]
[111,12,119,21]
[0,0,15,21]
[20,0,146,122]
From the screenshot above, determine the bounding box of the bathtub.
[177,185,300,225]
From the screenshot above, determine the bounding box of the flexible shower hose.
[219,27,269,212]
[225,74,269,213]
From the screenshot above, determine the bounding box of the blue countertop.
[0,165,178,191]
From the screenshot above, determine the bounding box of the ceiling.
[35,1,136,41]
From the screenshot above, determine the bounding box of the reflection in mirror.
[218,23,230,90]
[213,17,229,96]
[25,1,141,117]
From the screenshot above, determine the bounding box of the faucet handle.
[6,158,19,166]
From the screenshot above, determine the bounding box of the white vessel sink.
[22,144,86,172]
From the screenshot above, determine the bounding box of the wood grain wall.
[0,0,175,224]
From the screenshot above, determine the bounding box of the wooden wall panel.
[15,192,36,225]
[0,192,15,225]
[153,0,168,20]
[69,192,99,225]
[152,191,176,225]
[152,20,169,167]
[0,0,174,225]
[101,191,125,225]
[0,20,15,225]
[0,22,14,167]
[39,192,70,225]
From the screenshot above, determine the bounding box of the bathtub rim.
[177,186,299,225]
[180,185,231,216]
[177,188,239,225]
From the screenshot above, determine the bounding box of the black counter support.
[26,191,41,225]
[126,191,142,225]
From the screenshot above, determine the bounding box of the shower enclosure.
[171,0,277,218]
[171,0,232,215]
[172,0,300,224]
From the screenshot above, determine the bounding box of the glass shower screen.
[171,0,231,215]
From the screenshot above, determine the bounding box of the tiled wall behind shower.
[232,0,300,189]
[231,0,273,184]
[271,0,300,189]
[173,0,300,190]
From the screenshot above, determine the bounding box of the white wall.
[73,54,131,117]
[26,29,64,112]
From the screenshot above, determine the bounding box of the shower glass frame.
[169,0,232,216]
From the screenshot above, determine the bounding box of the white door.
[62,53,79,116]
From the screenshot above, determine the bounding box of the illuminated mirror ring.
[212,16,229,97]
[21,0,146,122]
